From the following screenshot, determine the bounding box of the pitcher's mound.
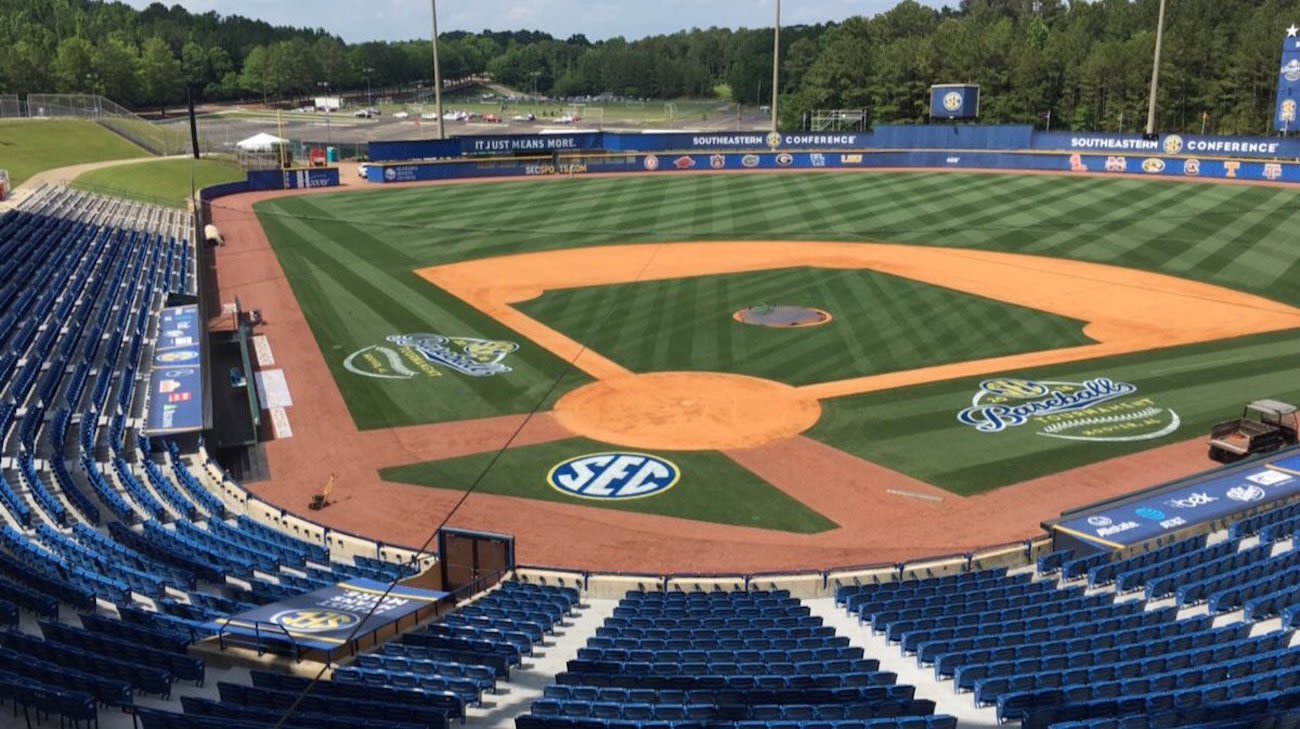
[734,305,831,328]
[553,372,821,451]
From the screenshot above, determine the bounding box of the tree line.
[0,0,1295,134]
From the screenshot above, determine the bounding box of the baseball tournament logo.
[943,91,963,112]
[957,377,1180,442]
[345,333,518,379]
[766,131,782,149]
[1162,134,1184,155]
[548,453,680,500]
[270,609,359,634]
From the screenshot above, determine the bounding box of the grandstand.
[0,175,1298,729]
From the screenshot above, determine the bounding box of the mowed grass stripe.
[519,268,1093,386]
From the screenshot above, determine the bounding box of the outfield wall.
[366,148,1300,186]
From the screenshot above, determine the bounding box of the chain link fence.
[0,95,21,119]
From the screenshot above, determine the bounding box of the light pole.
[430,0,445,139]
[771,0,781,133]
[318,81,332,146]
[1144,0,1167,136]
[364,67,374,110]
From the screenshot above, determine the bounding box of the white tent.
[234,132,288,152]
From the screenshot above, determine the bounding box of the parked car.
[483,113,500,123]
[511,113,536,122]
[393,111,410,119]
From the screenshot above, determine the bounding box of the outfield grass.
[0,119,149,186]
[258,172,1300,496]
[518,267,1093,386]
[380,438,837,533]
[72,157,244,208]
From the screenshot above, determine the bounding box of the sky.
[121,0,950,44]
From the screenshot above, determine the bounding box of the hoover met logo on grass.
[957,377,1180,442]
[344,333,518,380]
[547,453,680,500]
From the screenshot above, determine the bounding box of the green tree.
[53,36,96,93]
[139,36,182,113]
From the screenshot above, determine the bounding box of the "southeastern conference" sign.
[547,452,680,500]
[957,377,1180,442]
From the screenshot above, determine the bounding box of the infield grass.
[380,438,838,533]
[72,157,244,208]
[258,172,1300,495]
[518,267,1092,386]
[0,119,148,186]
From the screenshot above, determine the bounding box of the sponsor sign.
[344,333,517,380]
[957,377,1179,442]
[1278,26,1300,131]
[146,366,203,433]
[157,305,199,350]
[547,453,680,500]
[1054,452,1300,548]
[210,578,447,651]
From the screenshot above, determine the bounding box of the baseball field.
[249,171,1300,537]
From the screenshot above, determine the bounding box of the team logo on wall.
[547,453,680,500]
[741,154,761,168]
[270,609,359,633]
[1141,158,1166,174]
[1264,163,1283,181]
[643,155,660,171]
[840,154,863,164]
[1105,156,1127,172]
[1069,154,1087,172]
[943,92,963,112]
[1162,135,1184,155]
[957,377,1180,442]
[674,156,696,169]
[709,154,726,169]
[1183,158,1201,176]
[810,153,826,167]
[775,153,795,167]
[1224,161,1240,178]
[1283,59,1300,82]
[344,333,518,379]
[766,132,783,149]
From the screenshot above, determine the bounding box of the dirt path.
[207,168,1286,573]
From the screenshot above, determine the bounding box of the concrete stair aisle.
[468,596,620,729]
[806,597,1001,729]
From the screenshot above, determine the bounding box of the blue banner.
[157,305,200,351]
[146,366,203,434]
[245,167,340,192]
[1054,450,1300,549]
[1277,26,1300,131]
[211,578,447,651]
[930,85,980,119]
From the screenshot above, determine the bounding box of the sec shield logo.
[943,92,963,112]
[548,453,680,500]
[270,609,359,633]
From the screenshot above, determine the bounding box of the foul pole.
[771,0,781,133]
[1145,0,1167,135]
[431,0,446,140]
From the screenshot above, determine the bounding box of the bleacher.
[515,588,955,729]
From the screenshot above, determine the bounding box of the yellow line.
[1052,523,1126,550]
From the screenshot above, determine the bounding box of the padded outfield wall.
[364,126,1300,186]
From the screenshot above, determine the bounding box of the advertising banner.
[146,366,203,434]
[211,578,448,650]
[1053,452,1300,549]
[156,305,199,351]
[1277,25,1300,132]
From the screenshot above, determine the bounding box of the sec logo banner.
[548,453,680,500]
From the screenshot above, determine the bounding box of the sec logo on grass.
[548,453,680,500]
